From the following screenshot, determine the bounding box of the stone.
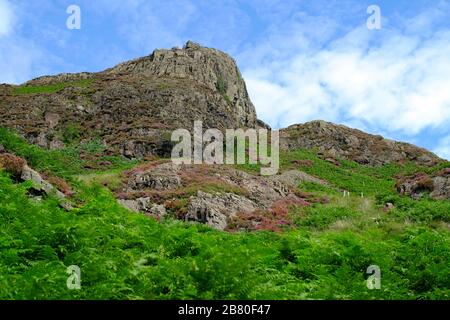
[118,197,152,213]
[20,164,72,210]
[128,162,182,191]
[430,170,450,200]
[44,112,60,129]
[384,202,395,212]
[269,170,328,188]
[397,170,450,200]
[149,204,167,216]
[108,40,258,128]
[186,191,257,230]
[280,120,442,167]
[49,139,65,150]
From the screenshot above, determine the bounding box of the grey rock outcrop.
[21,165,72,210]
[280,120,442,167]
[127,162,182,191]
[119,197,167,216]
[397,169,450,200]
[108,41,257,128]
[431,173,450,200]
[186,191,257,230]
[269,170,328,188]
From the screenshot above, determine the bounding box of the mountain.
[0,41,449,299]
[0,41,258,158]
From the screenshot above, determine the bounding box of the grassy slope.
[0,128,449,299]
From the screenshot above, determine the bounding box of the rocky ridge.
[280,120,441,167]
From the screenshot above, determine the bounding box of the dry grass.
[0,153,26,178]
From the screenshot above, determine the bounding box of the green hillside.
[0,128,449,299]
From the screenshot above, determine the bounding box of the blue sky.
[1,0,449,159]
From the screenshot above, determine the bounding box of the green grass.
[0,126,449,300]
[12,79,93,95]
[0,171,448,299]
[281,149,429,195]
[0,127,138,179]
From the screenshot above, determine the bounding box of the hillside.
[0,41,449,300]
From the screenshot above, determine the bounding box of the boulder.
[186,191,257,230]
[128,162,182,191]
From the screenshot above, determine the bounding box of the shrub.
[215,76,228,95]
[0,153,26,178]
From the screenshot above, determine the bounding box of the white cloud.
[243,9,450,138]
[434,135,450,160]
[0,0,14,36]
[0,40,46,84]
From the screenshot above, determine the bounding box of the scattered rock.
[44,112,60,129]
[49,139,65,150]
[384,202,395,212]
[149,204,167,216]
[119,197,152,213]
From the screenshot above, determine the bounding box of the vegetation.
[0,128,449,299]
[0,128,138,179]
[12,79,92,95]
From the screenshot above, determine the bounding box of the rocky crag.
[0,41,258,159]
[280,120,441,167]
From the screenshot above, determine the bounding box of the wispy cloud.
[0,0,14,37]
[243,5,450,140]
[434,135,450,160]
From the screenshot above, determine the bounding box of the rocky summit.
[0,41,258,159]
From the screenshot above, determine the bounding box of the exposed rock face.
[397,169,450,200]
[0,41,258,159]
[109,41,257,128]
[186,191,257,230]
[120,161,311,230]
[119,197,167,217]
[127,162,182,191]
[0,153,72,210]
[280,120,442,167]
